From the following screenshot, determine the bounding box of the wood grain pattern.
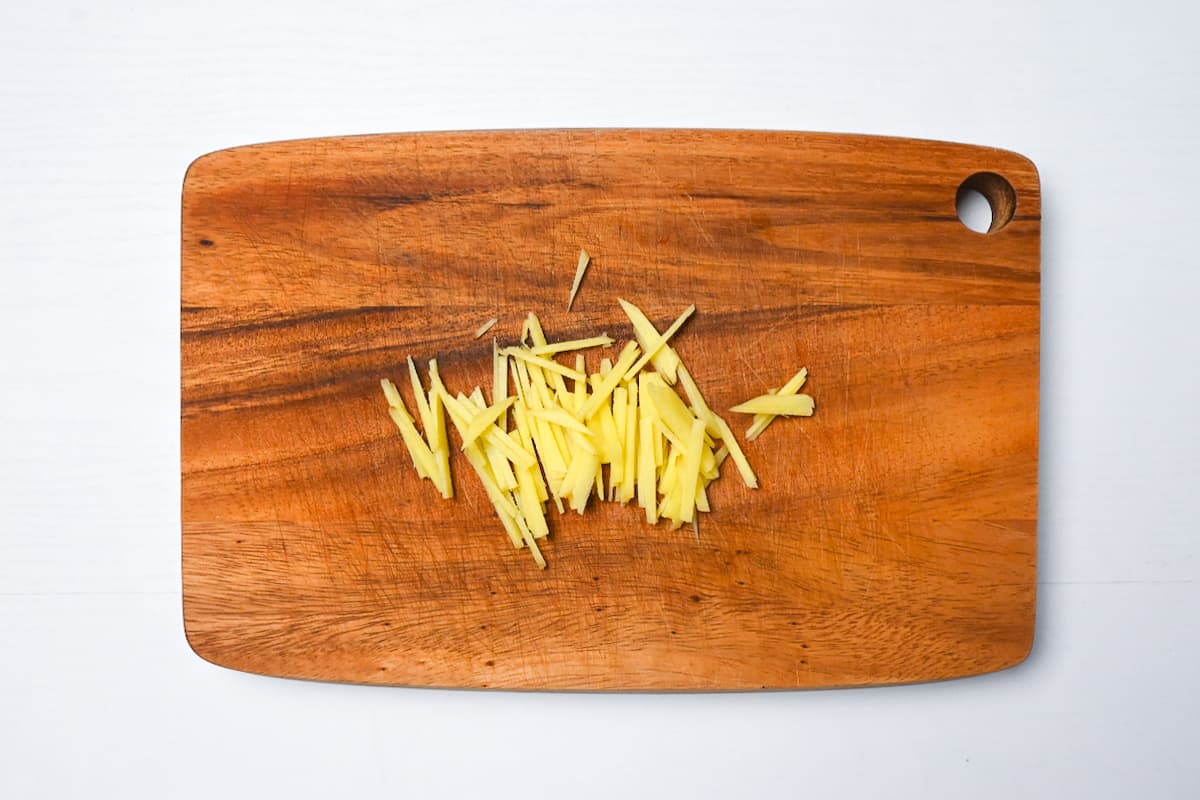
[182,130,1039,690]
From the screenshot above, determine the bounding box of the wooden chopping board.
[182,130,1039,690]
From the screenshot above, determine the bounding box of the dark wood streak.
[341,194,560,211]
[182,304,423,339]
[869,255,1041,285]
[183,301,881,343]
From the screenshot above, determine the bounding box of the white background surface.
[2,1,1198,797]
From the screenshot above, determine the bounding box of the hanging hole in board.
[956,172,1017,234]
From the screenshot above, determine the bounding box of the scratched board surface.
[181,130,1039,690]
